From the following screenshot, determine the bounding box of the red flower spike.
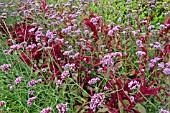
[90,14,96,18]
[84,18,99,41]
[51,43,62,59]
[40,0,49,13]
[140,47,148,57]
[19,52,32,67]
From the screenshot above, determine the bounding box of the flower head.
[159,109,170,113]
[163,68,170,75]
[0,101,5,107]
[136,51,146,56]
[10,85,15,90]
[158,63,164,69]
[29,90,34,95]
[0,64,11,72]
[90,93,105,112]
[88,77,100,85]
[56,80,63,86]
[27,97,36,107]
[15,77,23,85]
[61,71,70,79]
[40,107,52,113]
[128,80,140,90]
[56,103,68,113]
[136,40,143,47]
[130,96,135,103]
[100,54,114,67]
[28,80,37,87]
[150,42,162,49]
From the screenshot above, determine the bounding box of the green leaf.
[123,100,129,106]
[118,99,123,113]
[34,70,40,76]
[82,91,90,97]
[97,107,108,113]
[135,103,146,113]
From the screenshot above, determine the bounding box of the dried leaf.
[82,91,90,97]
[0,110,4,113]
[89,32,94,37]
[135,103,146,113]
[96,40,102,45]
[130,70,136,76]
[137,72,142,77]
[114,61,123,69]
[81,98,87,102]
[79,105,89,113]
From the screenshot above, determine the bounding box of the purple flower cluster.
[62,63,75,71]
[69,52,80,59]
[56,103,68,113]
[148,57,170,75]
[29,90,34,95]
[9,85,15,90]
[165,63,170,68]
[151,57,161,63]
[63,50,73,56]
[130,96,135,103]
[97,68,103,74]
[46,30,55,39]
[159,109,170,113]
[56,80,63,86]
[90,17,99,25]
[108,30,114,36]
[0,101,5,107]
[28,80,37,87]
[136,51,146,56]
[149,42,162,49]
[131,30,139,36]
[56,71,70,86]
[100,52,122,67]
[10,44,22,50]
[40,107,52,113]
[37,79,42,83]
[128,80,140,90]
[158,63,164,69]
[28,79,42,87]
[27,97,36,107]
[104,86,109,90]
[100,54,114,67]
[88,77,100,85]
[15,77,23,85]
[148,57,161,68]
[148,25,154,30]
[0,64,11,72]
[163,68,170,75]
[90,93,105,112]
[136,40,143,47]
[61,71,70,79]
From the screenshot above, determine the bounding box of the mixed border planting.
[0,0,170,113]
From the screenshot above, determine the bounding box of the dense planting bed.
[0,0,170,113]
